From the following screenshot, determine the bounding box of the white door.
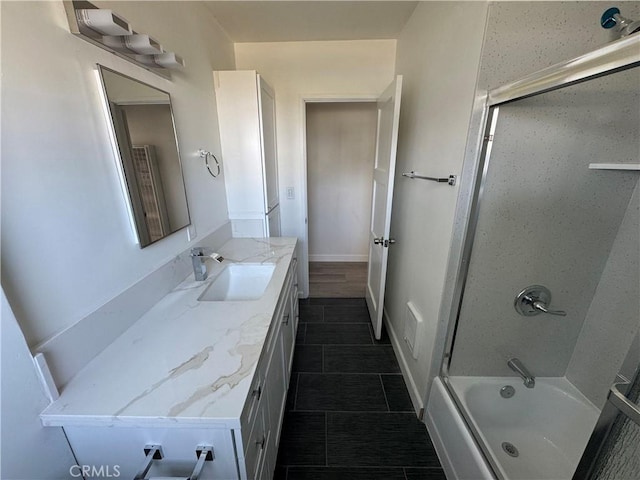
[365,76,402,340]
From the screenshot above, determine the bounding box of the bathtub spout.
[507,358,535,388]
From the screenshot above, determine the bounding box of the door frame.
[299,94,378,298]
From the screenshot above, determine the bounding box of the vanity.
[41,237,299,480]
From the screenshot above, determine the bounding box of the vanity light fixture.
[63,1,184,79]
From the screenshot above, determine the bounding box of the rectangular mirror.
[98,65,191,247]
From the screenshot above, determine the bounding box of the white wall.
[1,288,77,479]
[1,1,235,348]
[234,40,397,293]
[384,2,488,410]
[306,102,377,262]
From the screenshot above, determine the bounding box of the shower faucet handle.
[514,285,567,317]
[530,298,566,316]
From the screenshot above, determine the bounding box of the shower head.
[601,7,640,37]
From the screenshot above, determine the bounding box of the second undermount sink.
[198,263,276,301]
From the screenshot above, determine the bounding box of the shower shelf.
[588,163,640,171]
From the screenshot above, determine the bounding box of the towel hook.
[198,149,221,178]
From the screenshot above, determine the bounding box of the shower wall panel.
[448,69,639,377]
[566,183,640,408]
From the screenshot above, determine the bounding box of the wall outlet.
[187,224,197,241]
[286,187,295,200]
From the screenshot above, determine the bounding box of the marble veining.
[40,237,297,429]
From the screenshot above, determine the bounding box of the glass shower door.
[444,65,640,480]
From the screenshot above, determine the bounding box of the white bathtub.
[443,376,600,480]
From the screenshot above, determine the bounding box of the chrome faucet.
[507,358,535,388]
[190,247,223,281]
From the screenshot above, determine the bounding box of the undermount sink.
[198,263,276,301]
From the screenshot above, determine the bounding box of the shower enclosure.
[434,35,640,480]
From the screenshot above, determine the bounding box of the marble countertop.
[41,237,297,429]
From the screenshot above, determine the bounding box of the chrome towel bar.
[402,171,457,186]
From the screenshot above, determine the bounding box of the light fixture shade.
[126,34,163,55]
[102,34,163,55]
[133,53,185,69]
[154,52,185,69]
[75,9,131,36]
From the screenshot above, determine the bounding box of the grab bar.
[134,444,214,480]
[608,374,640,426]
[402,171,457,186]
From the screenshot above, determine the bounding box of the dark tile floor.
[275,298,446,480]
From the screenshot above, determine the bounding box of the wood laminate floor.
[308,262,367,298]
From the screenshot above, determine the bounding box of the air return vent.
[403,301,423,359]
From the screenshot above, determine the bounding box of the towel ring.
[198,149,221,178]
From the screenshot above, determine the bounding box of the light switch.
[286,187,295,200]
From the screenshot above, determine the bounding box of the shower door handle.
[609,375,640,426]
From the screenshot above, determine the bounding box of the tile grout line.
[292,372,300,411]
[379,374,391,412]
[325,411,328,467]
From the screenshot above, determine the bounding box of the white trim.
[308,254,368,262]
[383,306,424,416]
[299,94,379,298]
[426,378,495,480]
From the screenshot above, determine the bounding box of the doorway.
[305,102,378,297]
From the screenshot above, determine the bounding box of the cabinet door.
[258,76,279,212]
[281,277,296,382]
[265,322,287,449]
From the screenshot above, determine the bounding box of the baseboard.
[308,254,367,262]
[383,306,424,416]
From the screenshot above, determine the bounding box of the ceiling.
[204,1,419,43]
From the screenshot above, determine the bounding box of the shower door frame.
[436,33,640,480]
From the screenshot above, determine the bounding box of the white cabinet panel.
[215,70,280,237]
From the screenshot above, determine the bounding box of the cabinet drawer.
[244,396,270,480]
[64,426,237,480]
[240,359,266,446]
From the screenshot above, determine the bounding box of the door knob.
[373,237,384,245]
[384,238,396,247]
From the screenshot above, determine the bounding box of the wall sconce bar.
[63,0,184,80]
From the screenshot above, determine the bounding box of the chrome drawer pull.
[134,444,163,480]
[133,444,213,480]
[256,436,266,450]
[189,445,214,480]
[252,385,261,399]
[282,314,290,326]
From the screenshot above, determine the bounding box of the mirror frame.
[96,64,192,248]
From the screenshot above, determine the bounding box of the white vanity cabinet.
[214,70,280,238]
[42,239,299,480]
[236,254,297,480]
